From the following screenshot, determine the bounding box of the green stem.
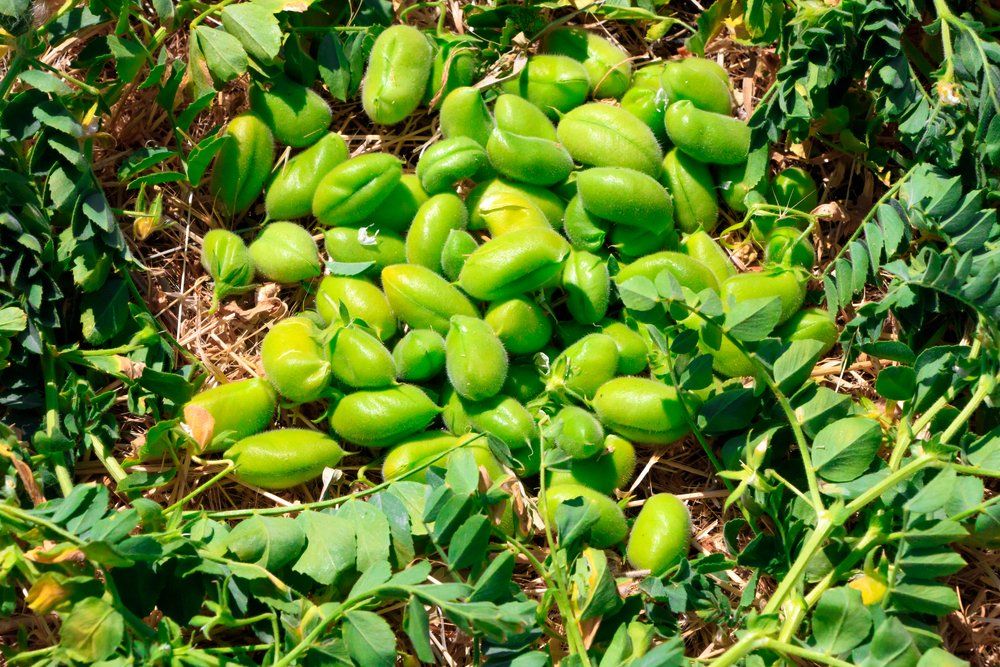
[0,504,84,545]
[42,346,73,496]
[704,633,763,667]
[165,460,235,515]
[940,374,995,445]
[759,638,854,667]
[88,434,128,483]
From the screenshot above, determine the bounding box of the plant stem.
[759,638,854,667]
[42,346,73,496]
[88,434,128,483]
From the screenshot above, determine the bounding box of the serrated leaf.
[336,500,390,573]
[343,610,395,667]
[447,515,491,570]
[221,3,282,63]
[18,69,73,95]
[192,26,248,85]
[812,587,871,655]
[291,511,356,585]
[80,279,129,345]
[318,32,351,100]
[618,276,659,312]
[405,597,434,663]
[59,597,124,662]
[889,581,960,616]
[723,296,782,341]
[811,417,882,482]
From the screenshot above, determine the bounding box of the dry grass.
[18,0,999,664]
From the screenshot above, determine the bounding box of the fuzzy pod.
[424,34,478,107]
[226,429,344,490]
[249,78,332,148]
[592,376,691,445]
[763,227,814,269]
[679,230,736,286]
[445,315,509,401]
[209,113,275,216]
[562,250,610,325]
[616,250,719,294]
[503,362,547,405]
[362,25,434,125]
[563,195,609,252]
[774,308,838,357]
[392,329,447,382]
[626,493,691,575]
[248,221,321,284]
[416,137,493,194]
[544,28,632,99]
[440,230,479,282]
[620,63,669,142]
[715,159,766,214]
[661,148,719,234]
[439,87,494,147]
[768,167,819,212]
[611,223,678,262]
[600,320,648,375]
[224,515,305,570]
[543,483,628,548]
[315,275,397,340]
[547,333,619,400]
[382,431,502,483]
[548,405,605,459]
[458,227,570,301]
[329,384,440,448]
[547,434,636,494]
[312,153,403,227]
[324,227,406,275]
[265,133,349,220]
[405,193,469,272]
[445,390,540,456]
[261,316,332,404]
[467,178,564,233]
[664,101,750,166]
[660,58,732,115]
[366,174,430,234]
[556,103,663,177]
[720,268,807,325]
[501,54,589,118]
[201,229,254,305]
[484,296,553,356]
[381,263,479,334]
[679,310,756,378]
[328,325,397,388]
[576,167,674,231]
[183,378,277,453]
[486,95,574,186]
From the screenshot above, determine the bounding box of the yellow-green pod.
[664,101,750,165]
[441,230,479,282]
[183,378,277,452]
[416,137,492,194]
[362,25,434,126]
[549,405,605,459]
[543,483,628,548]
[592,376,690,445]
[201,229,254,306]
[576,166,674,231]
[382,431,501,482]
[764,227,814,270]
[661,148,719,234]
[467,178,564,232]
[446,315,509,401]
[209,113,275,216]
[315,275,397,340]
[328,325,397,388]
[544,28,632,99]
[261,316,331,404]
[265,133,349,220]
[627,493,691,575]
[715,160,766,214]
[392,329,447,381]
[367,174,429,233]
[381,263,479,334]
[769,167,819,212]
[719,268,807,325]
[312,153,403,227]
[503,362,546,404]
[548,333,619,399]
[679,231,736,285]
[446,390,540,456]
[486,95,574,186]
[680,310,756,378]
[249,221,321,284]
[501,54,589,118]
[611,224,678,262]
[621,63,669,142]
[660,58,732,115]
[562,250,610,325]
[324,227,406,275]
[546,434,636,494]
[616,251,719,294]
[405,194,468,272]
[440,87,494,147]
[330,384,440,448]
[458,227,570,301]
[227,429,344,490]
[424,34,477,108]
[484,296,553,355]
[600,320,648,375]
[563,195,609,252]
[774,308,838,357]
[556,103,663,177]
[249,78,332,148]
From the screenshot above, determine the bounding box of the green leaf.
[897,548,966,578]
[192,26,248,85]
[469,550,516,603]
[404,597,434,664]
[82,190,117,233]
[447,515,491,570]
[221,3,282,63]
[0,0,28,19]
[318,32,351,101]
[368,490,415,567]
[0,307,27,335]
[343,610,395,667]
[811,417,883,483]
[875,365,916,401]
[811,587,871,655]
[18,69,73,95]
[185,134,226,185]
[618,276,659,312]
[348,560,391,599]
[107,35,147,82]
[904,467,958,516]
[59,597,124,662]
[444,448,480,497]
[118,146,175,180]
[225,515,305,571]
[80,279,130,345]
[860,616,920,667]
[571,547,621,621]
[336,500,390,573]
[774,340,825,393]
[723,296,782,341]
[916,648,969,667]
[292,511,356,585]
[889,581,961,616]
